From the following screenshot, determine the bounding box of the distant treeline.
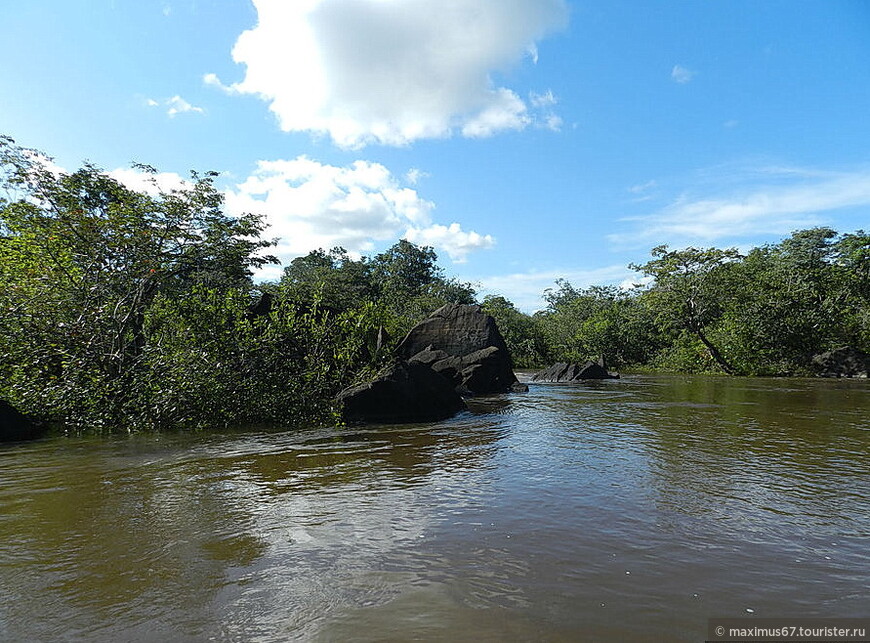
[489,229,869,375]
[1,136,867,432]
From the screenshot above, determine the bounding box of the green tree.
[140,286,378,428]
[534,281,658,368]
[369,239,476,333]
[480,295,548,367]
[831,229,870,348]
[280,246,374,311]
[0,136,276,427]
[632,245,741,374]
[716,228,869,374]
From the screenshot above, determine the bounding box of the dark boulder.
[1,399,44,442]
[397,304,523,395]
[811,347,870,378]
[246,292,274,320]
[411,346,527,394]
[530,361,619,382]
[337,361,467,424]
[406,345,450,367]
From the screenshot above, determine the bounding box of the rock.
[246,292,274,320]
[0,399,44,442]
[530,361,620,382]
[407,345,449,367]
[397,304,522,395]
[811,347,870,378]
[337,361,467,424]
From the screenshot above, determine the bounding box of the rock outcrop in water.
[397,303,526,395]
[0,399,44,442]
[337,361,467,423]
[530,360,619,382]
[811,347,870,378]
[337,303,526,423]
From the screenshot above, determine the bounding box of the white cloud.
[203,72,233,93]
[404,168,428,185]
[209,0,568,147]
[166,95,204,117]
[610,166,870,248]
[146,95,205,117]
[404,223,495,263]
[21,150,66,178]
[529,90,562,131]
[671,64,696,84]
[629,180,656,194]
[459,88,530,138]
[473,265,637,313]
[543,113,564,132]
[223,156,493,271]
[109,167,190,195]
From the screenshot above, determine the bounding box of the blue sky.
[3,0,869,310]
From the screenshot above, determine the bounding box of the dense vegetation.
[2,136,867,432]
[0,137,473,431]
[494,230,869,375]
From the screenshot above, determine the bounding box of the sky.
[2,0,869,311]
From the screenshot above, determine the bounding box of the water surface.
[1,375,868,641]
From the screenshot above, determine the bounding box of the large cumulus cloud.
[210,0,568,147]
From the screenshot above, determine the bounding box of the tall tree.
[280,246,373,311]
[481,295,548,367]
[632,246,741,374]
[0,136,276,424]
[535,281,658,367]
[369,239,476,330]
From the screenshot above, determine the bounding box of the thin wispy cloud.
[206,0,568,148]
[404,168,429,185]
[146,95,205,117]
[671,64,696,84]
[529,90,562,131]
[629,180,657,194]
[610,166,870,248]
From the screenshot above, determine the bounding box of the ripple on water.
[0,375,868,641]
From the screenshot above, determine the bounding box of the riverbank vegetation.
[2,136,867,432]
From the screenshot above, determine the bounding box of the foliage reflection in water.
[0,375,868,642]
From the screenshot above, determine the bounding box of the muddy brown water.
[1,375,868,642]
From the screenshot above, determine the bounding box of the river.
[1,375,868,642]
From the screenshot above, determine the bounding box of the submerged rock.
[811,347,870,378]
[337,361,467,424]
[530,361,619,382]
[397,303,525,395]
